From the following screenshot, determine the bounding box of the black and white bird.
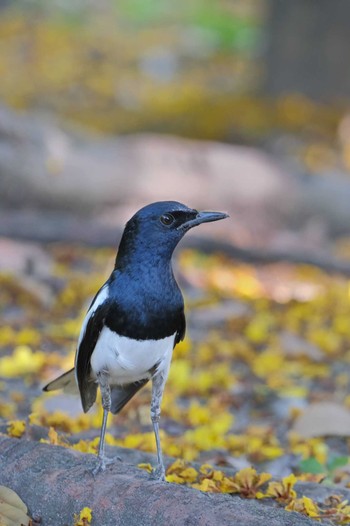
[43,201,228,479]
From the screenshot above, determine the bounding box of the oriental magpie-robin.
[43,201,228,479]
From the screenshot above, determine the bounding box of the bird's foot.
[91,454,121,477]
[150,464,166,482]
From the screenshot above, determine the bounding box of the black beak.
[178,210,229,231]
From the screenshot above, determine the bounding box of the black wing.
[174,309,186,346]
[75,300,110,413]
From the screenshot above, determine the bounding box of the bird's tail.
[110,378,149,414]
[43,367,79,394]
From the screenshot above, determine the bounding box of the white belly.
[90,326,175,385]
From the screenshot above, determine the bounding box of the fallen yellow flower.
[263,474,297,503]
[138,463,153,473]
[74,506,92,526]
[285,496,320,518]
[7,420,26,438]
[0,346,46,377]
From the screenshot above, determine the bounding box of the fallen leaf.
[0,485,30,526]
[292,402,350,438]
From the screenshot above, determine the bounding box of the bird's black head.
[115,201,228,269]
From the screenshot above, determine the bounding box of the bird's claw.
[150,464,166,482]
[91,454,121,477]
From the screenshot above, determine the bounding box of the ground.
[2,239,350,523]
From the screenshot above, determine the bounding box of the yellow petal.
[138,463,153,473]
[7,420,26,438]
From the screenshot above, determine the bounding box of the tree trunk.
[264,0,350,101]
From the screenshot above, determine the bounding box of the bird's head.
[115,201,229,268]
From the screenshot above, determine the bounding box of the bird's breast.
[90,327,175,385]
[106,268,184,340]
[105,298,183,341]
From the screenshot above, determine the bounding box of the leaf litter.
[2,242,350,522]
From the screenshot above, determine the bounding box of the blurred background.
[4,0,350,501]
[2,0,264,135]
[0,0,348,141]
[1,0,350,252]
[2,0,265,138]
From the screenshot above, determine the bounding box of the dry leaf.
[292,402,350,438]
[0,485,30,526]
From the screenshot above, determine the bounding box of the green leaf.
[299,457,325,474]
[327,455,349,472]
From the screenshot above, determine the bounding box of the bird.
[43,201,228,480]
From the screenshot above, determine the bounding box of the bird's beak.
[178,210,229,231]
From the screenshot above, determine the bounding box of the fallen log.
[0,436,321,526]
[3,104,350,237]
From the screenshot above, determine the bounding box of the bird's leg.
[150,372,168,481]
[92,373,117,475]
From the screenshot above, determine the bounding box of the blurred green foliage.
[0,0,347,159]
[10,0,260,52]
[0,0,266,140]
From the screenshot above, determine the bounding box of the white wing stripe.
[75,284,109,371]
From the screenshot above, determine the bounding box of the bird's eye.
[160,213,175,226]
